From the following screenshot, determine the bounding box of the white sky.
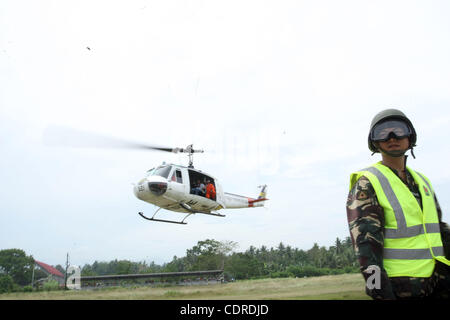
[1,0,450,267]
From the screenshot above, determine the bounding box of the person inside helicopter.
[199,179,206,196]
[205,179,216,201]
[191,180,206,196]
[191,180,199,194]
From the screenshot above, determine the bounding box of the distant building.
[34,260,65,286]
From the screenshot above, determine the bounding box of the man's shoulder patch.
[357,191,369,200]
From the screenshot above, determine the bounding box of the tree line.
[0,237,358,292]
[79,237,358,280]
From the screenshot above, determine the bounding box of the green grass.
[0,273,370,300]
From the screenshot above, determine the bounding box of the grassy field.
[0,273,370,300]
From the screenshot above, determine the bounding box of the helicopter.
[133,144,268,224]
[43,126,268,225]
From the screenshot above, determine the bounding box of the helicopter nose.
[148,181,167,196]
[133,182,146,200]
[134,176,168,200]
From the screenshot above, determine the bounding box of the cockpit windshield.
[147,165,172,179]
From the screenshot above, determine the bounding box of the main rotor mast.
[174,144,204,168]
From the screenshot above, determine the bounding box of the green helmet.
[368,108,417,154]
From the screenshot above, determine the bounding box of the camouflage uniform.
[346,165,450,300]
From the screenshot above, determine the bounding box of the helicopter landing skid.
[138,211,192,225]
[138,202,225,225]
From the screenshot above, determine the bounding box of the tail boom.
[223,185,268,209]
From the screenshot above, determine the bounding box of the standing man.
[346,108,450,299]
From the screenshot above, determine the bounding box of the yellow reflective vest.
[350,162,450,278]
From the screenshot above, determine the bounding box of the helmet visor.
[370,119,412,142]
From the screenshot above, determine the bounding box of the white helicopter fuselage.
[133,163,266,215]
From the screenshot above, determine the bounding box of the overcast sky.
[2,0,450,267]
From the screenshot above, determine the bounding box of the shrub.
[269,271,291,278]
[0,274,15,293]
[344,266,359,273]
[22,285,33,292]
[43,280,60,291]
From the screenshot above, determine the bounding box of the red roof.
[34,260,64,278]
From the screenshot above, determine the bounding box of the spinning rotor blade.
[43,125,179,153]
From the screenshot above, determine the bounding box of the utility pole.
[31,262,35,289]
[64,253,69,290]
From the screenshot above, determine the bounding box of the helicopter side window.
[176,170,183,183]
[170,169,183,183]
[153,166,172,178]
